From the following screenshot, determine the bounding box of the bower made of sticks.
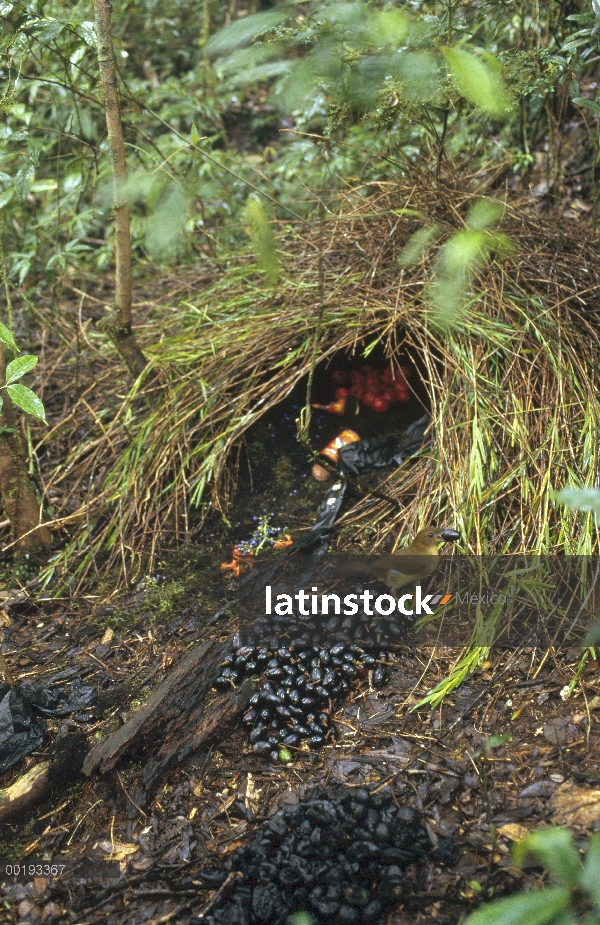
[42,177,600,587]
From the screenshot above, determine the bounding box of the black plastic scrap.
[337,413,430,477]
[0,684,46,773]
[0,677,97,772]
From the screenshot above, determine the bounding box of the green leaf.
[443,46,512,117]
[145,186,188,260]
[0,323,18,352]
[572,97,600,114]
[488,733,512,749]
[465,886,572,925]
[581,830,600,908]
[245,198,280,286]
[554,487,600,517]
[398,225,442,266]
[6,384,47,423]
[0,189,15,210]
[5,355,38,384]
[205,10,289,55]
[467,199,505,230]
[514,828,581,889]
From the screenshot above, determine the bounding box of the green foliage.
[244,197,280,285]
[6,383,46,423]
[467,828,600,925]
[425,199,511,328]
[554,488,600,518]
[442,46,512,117]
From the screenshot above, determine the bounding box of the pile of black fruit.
[214,642,388,760]
[196,785,456,925]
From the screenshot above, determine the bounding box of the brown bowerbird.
[338,526,460,594]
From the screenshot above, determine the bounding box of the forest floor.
[0,537,598,924]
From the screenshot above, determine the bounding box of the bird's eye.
[427,533,434,537]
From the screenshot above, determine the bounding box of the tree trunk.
[93,0,147,379]
[0,348,51,556]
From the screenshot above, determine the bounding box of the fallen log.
[141,680,252,795]
[82,638,250,792]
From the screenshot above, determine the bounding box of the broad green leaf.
[206,10,289,55]
[443,46,512,117]
[581,830,600,907]
[555,487,600,517]
[0,323,18,351]
[398,225,442,266]
[367,9,410,47]
[6,384,47,423]
[245,198,280,286]
[5,355,38,384]
[573,97,600,114]
[467,199,505,230]
[514,828,581,889]
[145,186,187,260]
[465,886,572,925]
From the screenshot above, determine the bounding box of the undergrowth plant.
[466,827,600,925]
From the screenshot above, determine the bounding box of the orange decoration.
[320,429,361,464]
[311,398,346,415]
[220,545,255,576]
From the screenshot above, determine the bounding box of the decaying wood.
[141,680,253,795]
[0,733,86,822]
[82,638,249,787]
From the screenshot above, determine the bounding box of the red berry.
[382,368,395,384]
[371,396,389,412]
[350,385,365,400]
[362,391,376,407]
[396,389,410,403]
[350,371,365,385]
[335,387,350,400]
[365,377,382,395]
[381,388,396,403]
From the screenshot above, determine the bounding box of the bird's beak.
[438,528,460,542]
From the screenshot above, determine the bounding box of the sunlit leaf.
[245,198,280,286]
[513,828,581,889]
[6,354,38,384]
[6,384,47,423]
[467,199,505,230]
[367,8,410,47]
[145,186,187,260]
[443,46,512,116]
[464,886,572,925]
[206,10,289,55]
[554,487,600,517]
